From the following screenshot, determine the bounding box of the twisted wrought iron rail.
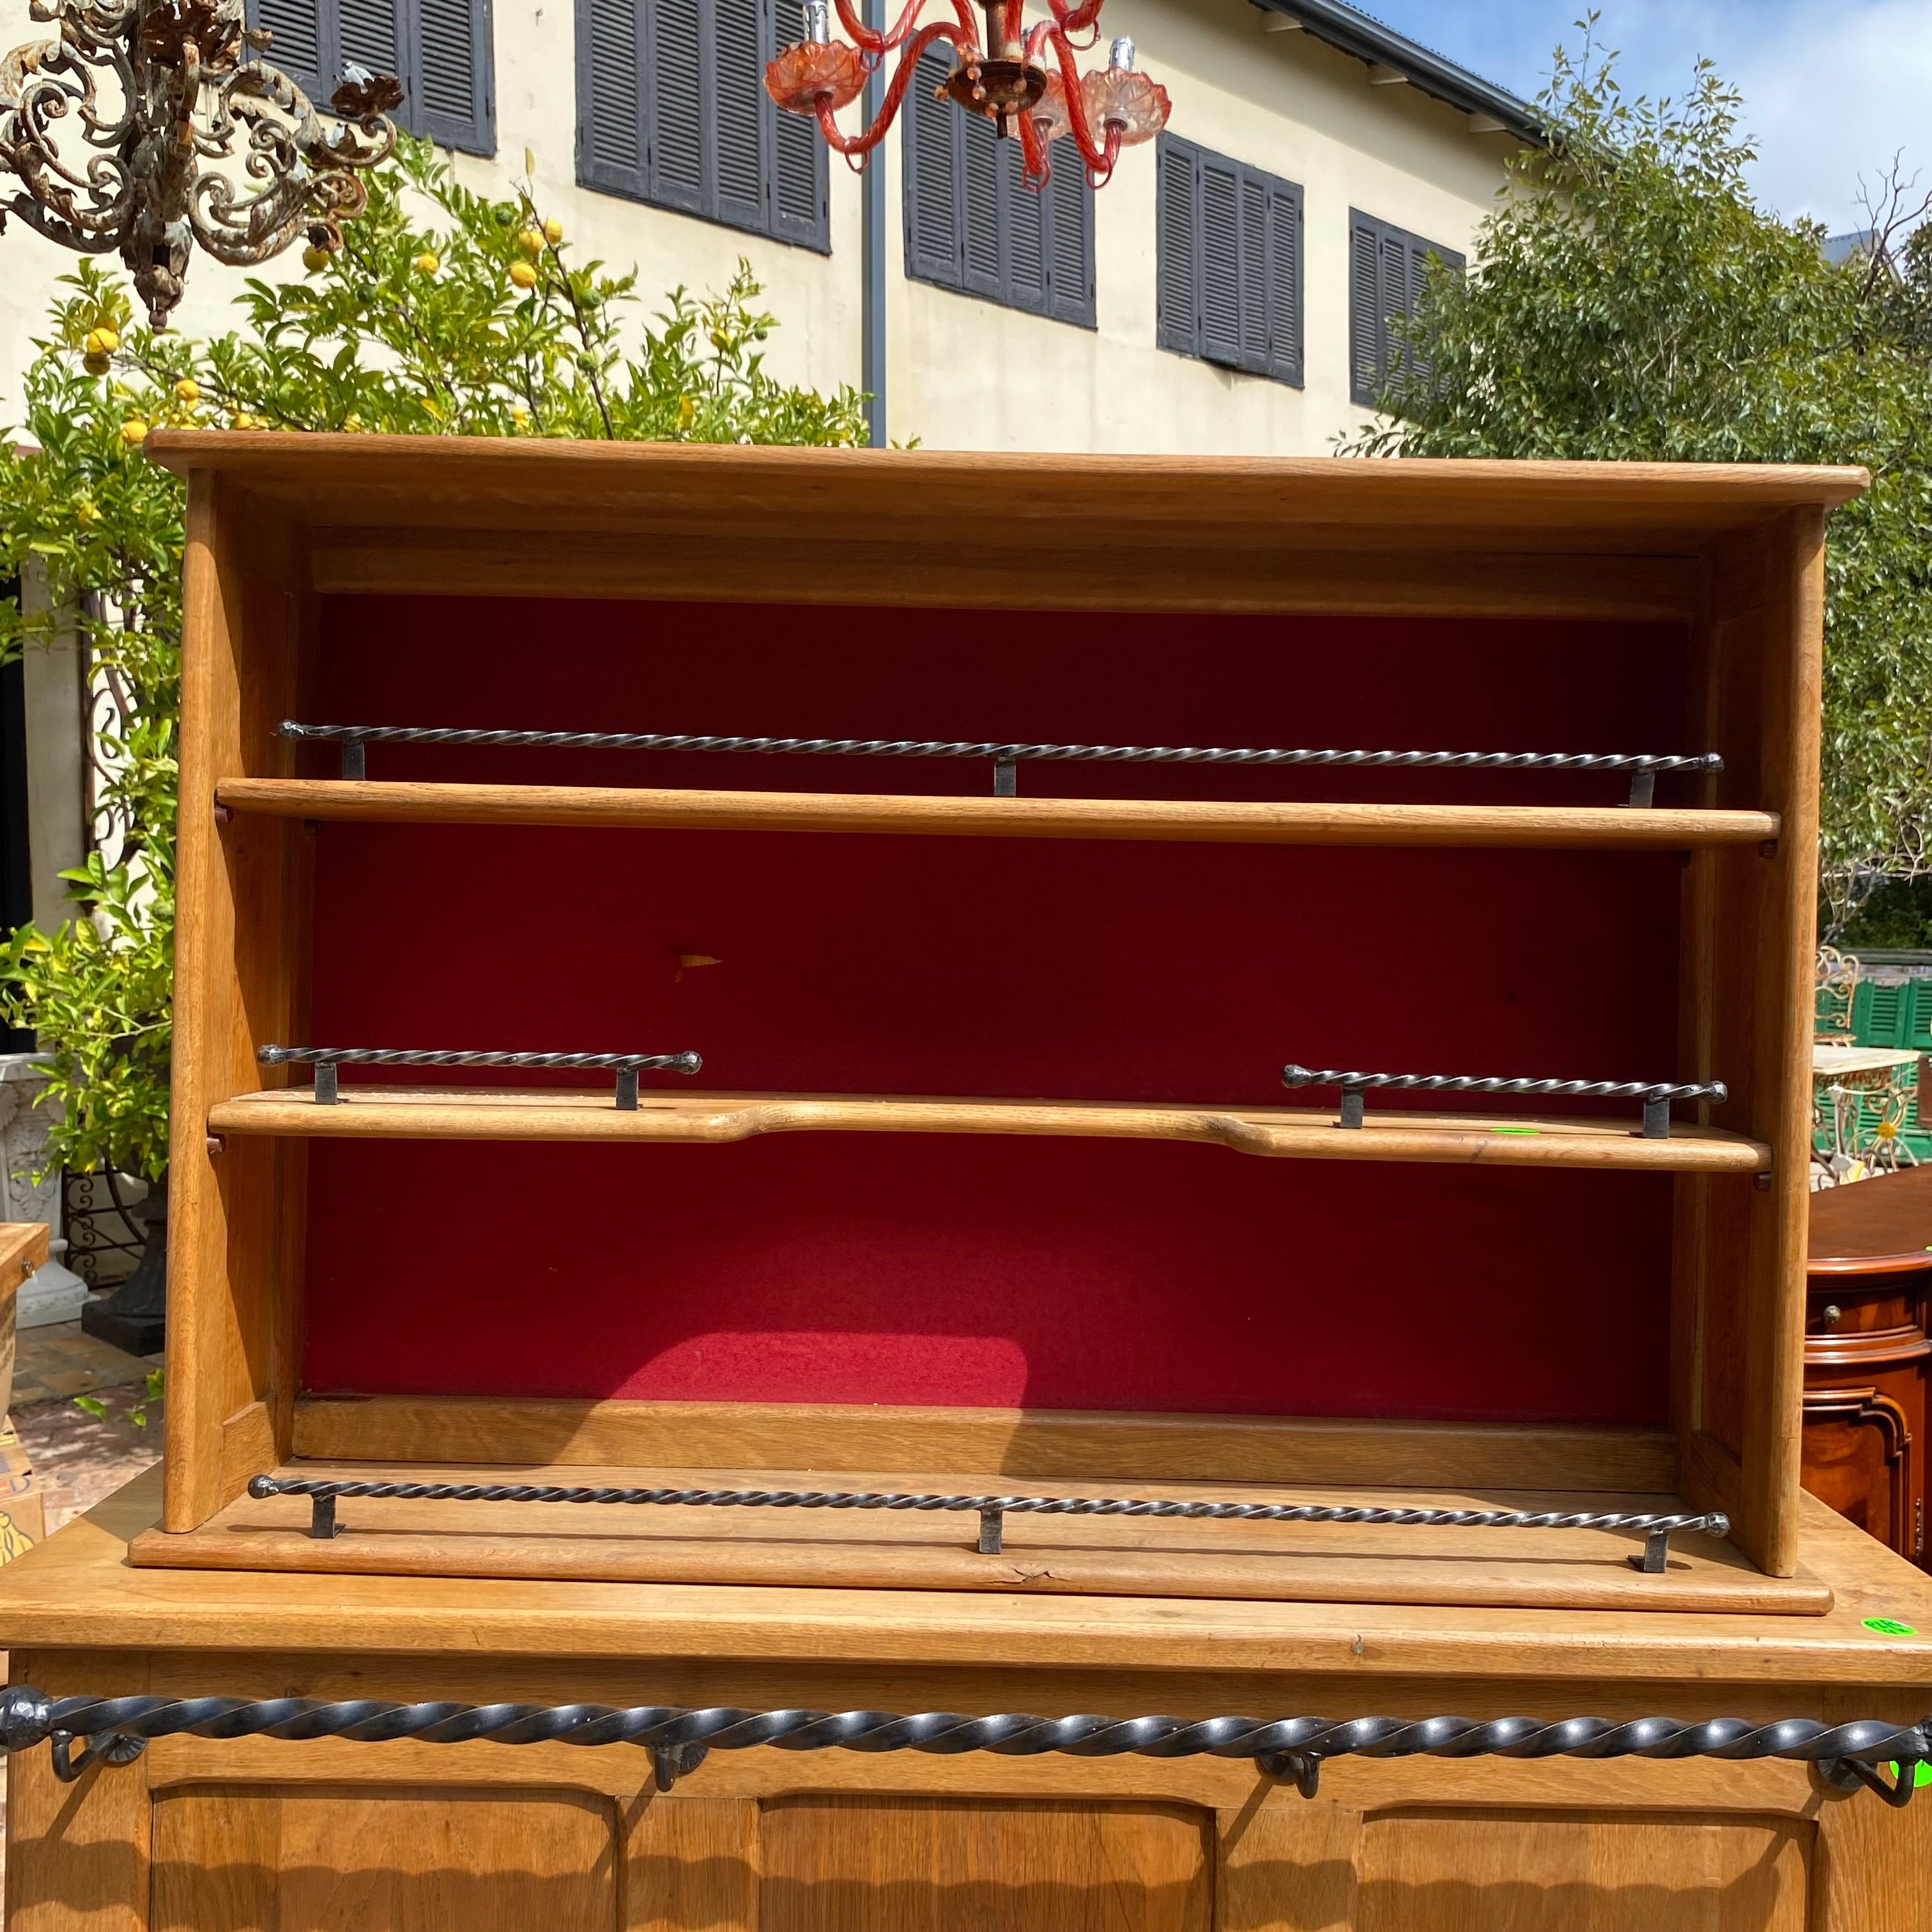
[0,1689,1920,1804]
[279,720,1721,806]
[256,1045,703,1109]
[245,1475,1729,1574]
[1280,1066,1729,1139]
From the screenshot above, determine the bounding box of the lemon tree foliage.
[1,138,866,1181]
[1347,32,1932,928]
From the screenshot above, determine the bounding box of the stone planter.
[0,1054,91,1329]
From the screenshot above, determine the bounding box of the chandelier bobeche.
[765,0,1169,188]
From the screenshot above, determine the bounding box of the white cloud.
[1356,0,1931,229]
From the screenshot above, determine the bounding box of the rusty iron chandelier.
[0,0,401,330]
[765,0,1169,187]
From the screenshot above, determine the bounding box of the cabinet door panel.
[760,1796,1213,1932]
[1353,1812,1810,1932]
[150,1784,618,1932]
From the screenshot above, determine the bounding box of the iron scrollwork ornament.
[0,0,401,329]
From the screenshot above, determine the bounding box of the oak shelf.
[206,1085,1772,1173]
[214,777,1779,850]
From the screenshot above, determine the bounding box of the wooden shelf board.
[216,778,1779,850]
[206,1086,1770,1172]
[128,1461,1829,1617]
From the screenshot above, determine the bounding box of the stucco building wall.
[0,0,1517,449]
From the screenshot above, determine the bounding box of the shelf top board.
[5,1470,1931,1689]
[145,431,1868,553]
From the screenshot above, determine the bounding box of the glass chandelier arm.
[1043,25,1119,181]
[1017,98,1048,183]
[814,19,966,159]
[1046,0,1103,49]
[831,0,975,59]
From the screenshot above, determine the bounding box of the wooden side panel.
[1351,1810,1811,1930]
[627,1798,758,1931]
[759,1796,1213,1931]
[148,1784,619,1930]
[165,478,315,1532]
[1697,510,1826,1575]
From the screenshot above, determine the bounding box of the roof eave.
[1257,0,1547,147]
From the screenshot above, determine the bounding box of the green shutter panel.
[902,44,960,282]
[417,0,493,153]
[577,0,645,194]
[1155,135,1197,355]
[1046,137,1094,327]
[768,0,827,249]
[648,0,705,211]
[1198,151,1241,367]
[1866,983,1907,1046]
[250,0,326,98]
[960,107,1002,300]
[1263,176,1301,385]
[1349,211,1382,404]
[712,0,764,231]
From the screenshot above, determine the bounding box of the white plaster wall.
[0,0,1515,447]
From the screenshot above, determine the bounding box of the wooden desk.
[1807,1170,1932,1565]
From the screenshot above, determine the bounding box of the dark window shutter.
[646,0,704,211]
[1046,137,1094,327]
[1155,133,1196,355]
[1004,144,1048,316]
[337,0,399,85]
[1198,153,1241,367]
[1349,210,1462,407]
[1237,171,1268,372]
[903,44,960,282]
[767,0,827,247]
[417,0,493,152]
[960,108,1002,300]
[251,0,326,98]
[1263,178,1301,386]
[1349,214,1382,404]
[711,0,763,229]
[578,0,645,190]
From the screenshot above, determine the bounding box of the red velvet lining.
[296,597,1690,1422]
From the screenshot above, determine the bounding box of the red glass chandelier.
[765,0,1170,188]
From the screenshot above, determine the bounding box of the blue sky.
[1351,1,1930,232]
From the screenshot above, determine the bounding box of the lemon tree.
[1,137,866,1182]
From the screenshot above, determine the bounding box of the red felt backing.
[297,597,1692,1423]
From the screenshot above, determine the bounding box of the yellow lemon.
[413,250,440,275]
[119,418,149,445]
[75,500,99,526]
[302,245,331,272]
[231,411,254,430]
[542,218,563,244]
[518,227,544,256]
[173,377,199,404]
[510,403,531,426]
[509,260,539,290]
[343,412,365,432]
[678,394,696,427]
[83,326,119,356]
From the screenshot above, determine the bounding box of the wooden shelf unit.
[146,431,1859,1608]
[216,776,1782,850]
[206,1083,1772,1172]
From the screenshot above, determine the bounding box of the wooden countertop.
[6,1468,1932,1689]
[1809,1167,1932,1273]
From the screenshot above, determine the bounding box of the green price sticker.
[1862,1616,1919,1636]
[1886,1761,1932,1788]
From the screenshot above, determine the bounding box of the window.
[1155,134,1301,386]
[250,0,494,155]
[576,0,828,252]
[901,47,1094,327]
[1349,210,1463,408]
